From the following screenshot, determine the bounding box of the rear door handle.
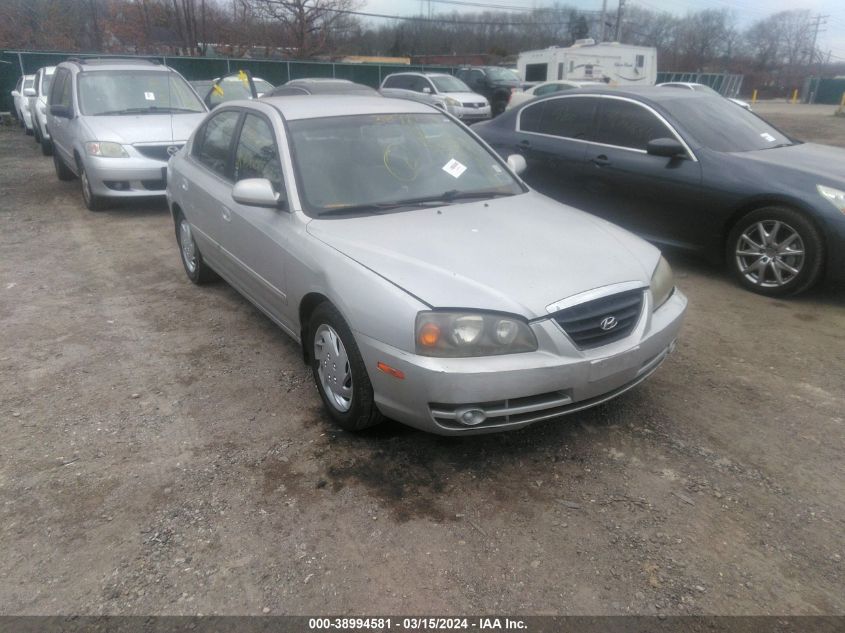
[180,179,188,191]
[222,206,231,222]
[519,139,531,147]
[592,154,610,167]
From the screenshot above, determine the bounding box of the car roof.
[261,95,435,120]
[288,78,356,85]
[65,58,167,72]
[552,85,714,104]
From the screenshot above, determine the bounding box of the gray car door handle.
[222,206,231,222]
[180,179,189,191]
[592,155,610,167]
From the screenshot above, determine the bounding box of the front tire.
[79,162,105,211]
[40,135,53,156]
[309,303,384,432]
[727,206,824,296]
[175,214,217,284]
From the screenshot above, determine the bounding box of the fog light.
[456,407,486,426]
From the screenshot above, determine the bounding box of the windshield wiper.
[95,106,200,116]
[316,189,518,217]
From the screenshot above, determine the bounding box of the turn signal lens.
[418,322,441,347]
[377,362,405,380]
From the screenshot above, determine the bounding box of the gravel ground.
[0,108,843,616]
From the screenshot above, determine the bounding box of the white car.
[380,72,491,124]
[657,82,752,110]
[507,80,604,110]
[30,66,56,155]
[10,75,35,134]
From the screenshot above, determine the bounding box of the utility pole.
[807,14,829,66]
[614,0,625,43]
[600,0,607,42]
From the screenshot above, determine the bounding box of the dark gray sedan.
[474,87,845,296]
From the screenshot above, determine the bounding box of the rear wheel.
[33,124,41,144]
[40,134,53,156]
[309,303,384,432]
[727,206,823,296]
[175,214,217,284]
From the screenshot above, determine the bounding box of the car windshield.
[660,95,793,153]
[431,75,471,93]
[41,73,53,96]
[79,70,205,115]
[287,113,523,216]
[254,79,274,94]
[486,68,520,82]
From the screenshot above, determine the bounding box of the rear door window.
[538,97,597,140]
[593,99,673,151]
[194,110,241,178]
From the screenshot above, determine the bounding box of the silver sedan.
[166,96,687,435]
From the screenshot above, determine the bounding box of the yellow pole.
[752,89,758,104]
[791,89,799,104]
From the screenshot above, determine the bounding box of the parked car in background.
[474,86,845,296]
[507,80,604,110]
[48,58,208,211]
[380,72,490,123]
[657,82,752,110]
[266,78,379,97]
[30,66,56,155]
[455,66,522,116]
[167,95,686,434]
[192,71,270,109]
[11,75,35,134]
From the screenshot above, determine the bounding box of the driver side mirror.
[507,154,527,176]
[422,86,432,94]
[647,138,686,158]
[23,88,36,97]
[232,178,286,209]
[50,104,71,118]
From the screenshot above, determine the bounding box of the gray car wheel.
[79,163,105,211]
[309,303,384,432]
[175,214,217,284]
[727,206,824,296]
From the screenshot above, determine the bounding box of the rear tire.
[53,152,75,181]
[309,303,384,432]
[40,135,53,156]
[727,206,823,296]
[175,213,218,285]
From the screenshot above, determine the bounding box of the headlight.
[650,256,674,310]
[444,96,461,108]
[817,184,845,214]
[85,141,129,158]
[415,311,537,357]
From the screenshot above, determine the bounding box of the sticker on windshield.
[760,132,776,142]
[442,158,467,179]
[144,92,155,101]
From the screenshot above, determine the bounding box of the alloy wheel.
[735,220,805,288]
[313,324,353,412]
[179,219,198,274]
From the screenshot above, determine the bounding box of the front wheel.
[53,153,75,181]
[727,206,824,296]
[309,303,384,432]
[40,135,53,156]
[79,163,105,211]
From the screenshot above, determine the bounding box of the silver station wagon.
[166,96,687,435]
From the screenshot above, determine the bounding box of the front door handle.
[519,139,531,147]
[180,179,188,192]
[222,206,231,222]
[592,154,610,167]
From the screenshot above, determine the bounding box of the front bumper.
[449,105,492,123]
[83,155,169,198]
[356,289,687,435]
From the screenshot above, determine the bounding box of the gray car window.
[195,110,241,179]
[234,114,284,194]
[539,97,597,140]
[78,70,204,115]
[54,70,72,109]
[594,99,673,150]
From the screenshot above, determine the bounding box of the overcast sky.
[363,0,845,62]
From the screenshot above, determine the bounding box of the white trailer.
[517,39,658,86]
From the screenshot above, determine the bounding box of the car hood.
[82,112,206,144]
[441,91,489,104]
[306,192,659,318]
[739,143,845,184]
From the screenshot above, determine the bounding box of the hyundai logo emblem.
[166,145,180,156]
[599,316,618,331]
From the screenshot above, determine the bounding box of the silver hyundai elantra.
[166,96,687,435]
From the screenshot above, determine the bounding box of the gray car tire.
[727,206,824,297]
[175,213,218,285]
[79,162,105,211]
[309,303,384,432]
[53,153,75,181]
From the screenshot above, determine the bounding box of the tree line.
[1,0,841,94]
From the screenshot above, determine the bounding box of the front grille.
[552,288,644,349]
[134,144,182,161]
[462,102,486,108]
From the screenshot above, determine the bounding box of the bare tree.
[247,0,360,58]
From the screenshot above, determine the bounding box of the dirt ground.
[1,107,844,616]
